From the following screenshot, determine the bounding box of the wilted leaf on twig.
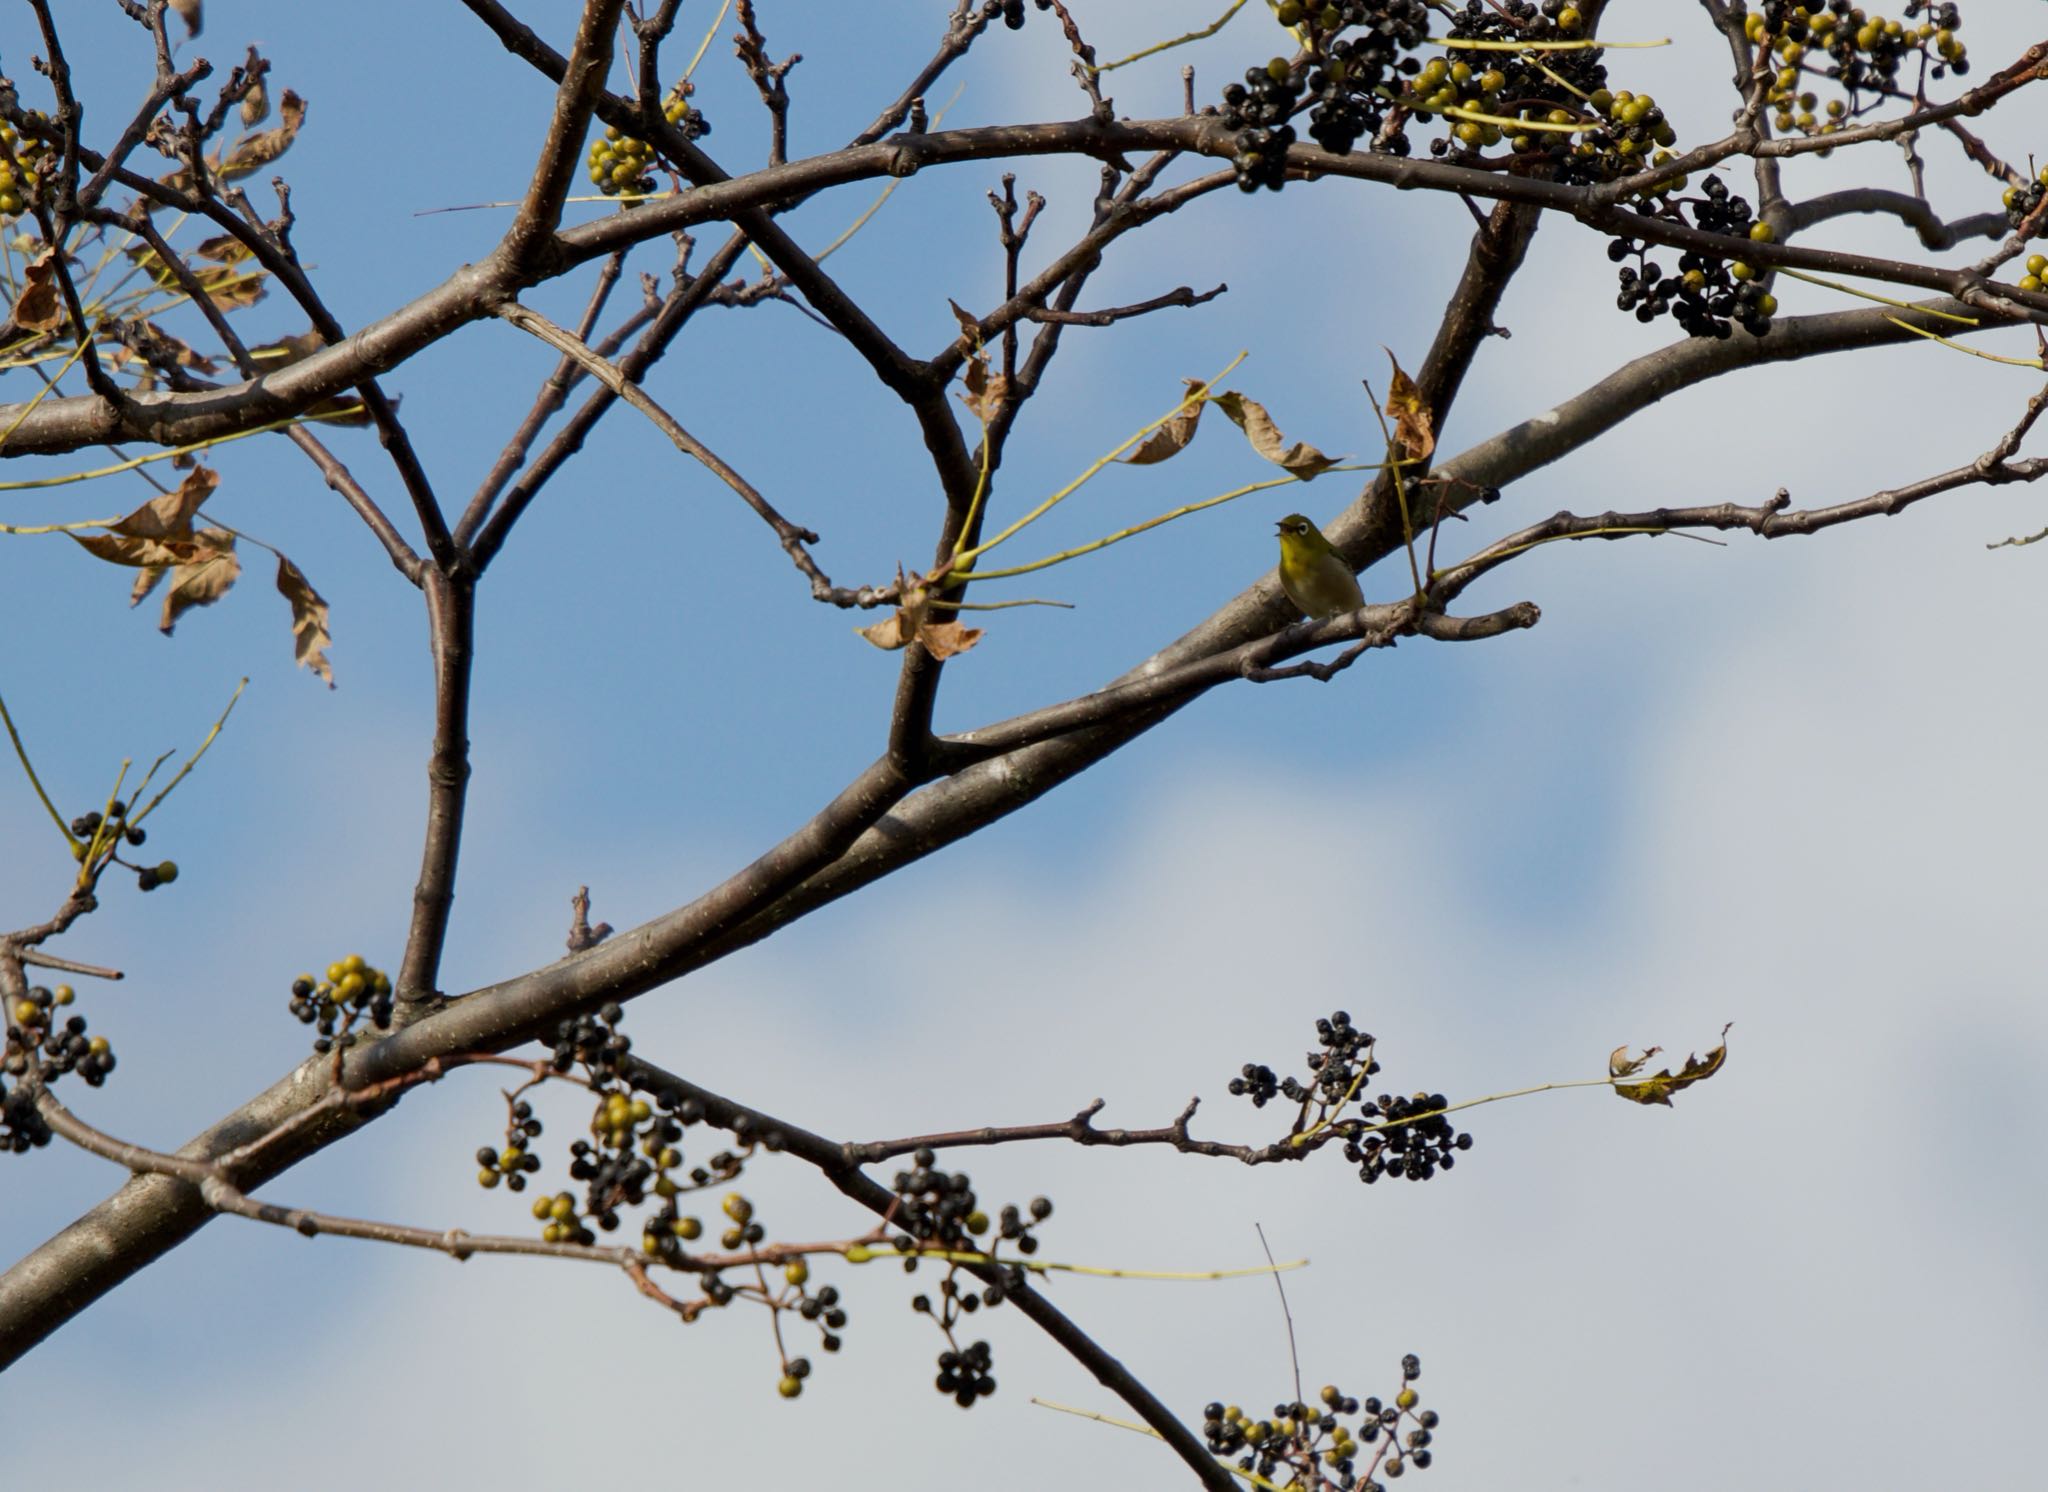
[111,465,219,540]
[947,299,982,344]
[1382,349,1435,462]
[169,0,202,37]
[276,554,334,686]
[126,319,220,375]
[193,232,256,265]
[221,89,305,178]
[71,526,240,632]
[957,348,1007,425]
[1211,390,1341,477]
[195,265,267,310]
[158,529,239,633]
[856,566,984,658]
[69,466,243,632]
[11,249,64,332]
[1611,1025,1731,1107]
[1118,378,1209,466]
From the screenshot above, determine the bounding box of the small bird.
[1275,513,1363,621]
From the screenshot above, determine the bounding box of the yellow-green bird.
[1275,513,1363,621]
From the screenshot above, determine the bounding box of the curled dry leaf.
[114,465,219,539]
[1118,378,1208,465]
[157,530,241,633]
[1211,391,1341,477]
[68,466,242,633]
[193,233,257,265]
[947,298,982,344]
[1382,349,1435,462]
[276,555,334,687]
[856,567,984,658]
[1116,377,1340,476]
[169,0,202,37]
[1611,1024,1732,1107]
[221,89,305,179]
[112,319,220,377]
[957,349,1007,424]
[11,249,64,333]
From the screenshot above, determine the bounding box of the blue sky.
[4,2,2046,1487]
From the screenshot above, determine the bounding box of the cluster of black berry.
[990,0,1053,30]
[790,1266,849,1359]
[69,801,178,891]
[892,1151,971,1243]
[1202,1360,1441,1488]
[0,1077,53,1152]
[550,1001,634,1078]
[585,82,710,198]
[1230,1010,1382,1122]
[286,953,394,1054]
[1229,1060,1282,1106]
[2004,172,2048,234]
[1608,176,1778,338]
[4,981,116,1150]
[1348,1092,1471,1183]
[936,1338,996,1408]
[1219,58,1304,192]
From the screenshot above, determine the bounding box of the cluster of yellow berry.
[0,117,43,219]
[2020,253,2047,294]
[584,83,710,199]
[1203,1364,1442,1484]
[10,981,75,1030]
[286,953,394,1053]
[1745,2,1968,143]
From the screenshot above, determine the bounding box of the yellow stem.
[951,351,1249,569]
[1883,314,2043,367]
[0,684,78,847]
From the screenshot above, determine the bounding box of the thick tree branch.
[499,0,625,272]
[10,113,2047,461]
[395,572,477,1008]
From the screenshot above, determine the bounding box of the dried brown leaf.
[12,249,63,332]
[956,349,1006,424]
[1613,1026,1731,1107]
[193,232,256,265]
[1212,391,1340,477]
[1608,1044,1658,1080]
[195,265,267,310]
[1118,378,1209,466]
[158,528,239,633]
[857,611,912,650]
[71,531,189,573]
[276,554,334,687]
[169,0,202,37]
[240,81,268,128]
[131,563,168,608]
[947,298,982,343]
[854,569,983,658]
[111,465,218,540]
[918,620,984,659]
[1382,349,1435,462]
[222,89,305,178]
[132,319,220,374]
